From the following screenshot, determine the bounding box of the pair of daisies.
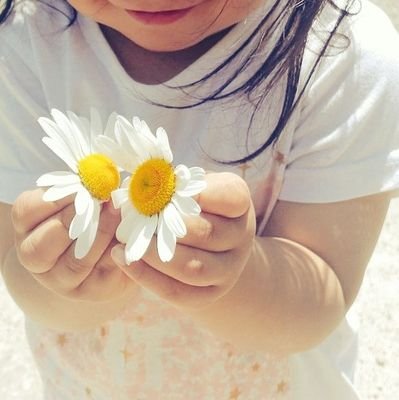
[36,109,206,263]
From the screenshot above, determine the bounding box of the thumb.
[197,172,251,218]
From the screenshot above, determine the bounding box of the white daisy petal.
[157,213,176,262]
[121,202,133,219]
[74,188,91,215]
[172,194,201,216]
[116,208,140,243]
[132,117,158,158]
[89,108,103,148]
[51,109,85,160]
[74,201,101,259]
[189,166,206,180]
[38,117,74,151]
[111,188,129,209]
[78,117,91,147]
[50,109,74,134]
[174,164,191,190]
[162,202,187,238]
[104,112,118,138]
[42,183,82,202]
[68,207,88,240]
[132,117,155,142]
[38,109,127,260]
[69,215,82,240]
[175,166,207,197]
[96,135,139,172]
[42,137,78,172]
[74,228,92,259]
[117,178,131,215]
[95,135,114,154]
[82,113,206,262]
[116,116,148,160]
[156,127,173,163]
[176,179,207,197]
[69,197,94,239]
[66,111,90,156]
[125,214,157,263]
[121,176,130,188]
[96,134,114,147]
[115,117,134,148]
[37,171,80,187]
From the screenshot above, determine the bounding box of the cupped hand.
[12,188,136,302]
[112,172,256,309]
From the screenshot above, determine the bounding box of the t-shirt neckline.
[77,3,273,104]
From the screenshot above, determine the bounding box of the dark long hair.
[0,0,355,164]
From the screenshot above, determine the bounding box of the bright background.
[0,1,398,399]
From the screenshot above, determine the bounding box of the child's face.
[67,0,265,51]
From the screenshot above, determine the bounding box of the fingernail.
[112,245,126,266]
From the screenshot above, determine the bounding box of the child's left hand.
[111,172,256,309]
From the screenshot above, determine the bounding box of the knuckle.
[18,236,51,271]
[183,258,208,282]
[197,218,215,244]
[11,192,31,232]
[63,254,89,276]
[18,236,36,264]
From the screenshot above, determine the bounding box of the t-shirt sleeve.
[279,3,399,203]
[0,19,63,204]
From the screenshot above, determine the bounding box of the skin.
[0,0,393,353]
[1,176,390,352]
[66,0,266,52]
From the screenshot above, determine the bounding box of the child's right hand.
[12,188,136,302]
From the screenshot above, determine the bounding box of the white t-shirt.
[1,1,398,399]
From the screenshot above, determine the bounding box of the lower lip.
[126,7,194,25]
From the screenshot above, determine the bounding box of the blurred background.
[0,0,398,399]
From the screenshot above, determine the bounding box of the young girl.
[1,0,398,398]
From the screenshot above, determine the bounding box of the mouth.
[126,6,195,25]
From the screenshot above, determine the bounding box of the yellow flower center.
[78,153,120,201]
[129,158,176,216]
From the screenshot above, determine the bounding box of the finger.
[69,242,133,302]
[16,203,75,273]
[179,210,254,252]
[12,188,74,234]
[113,246,220,309]
[33,202,120,296]
[114,238,241,288]
[196,172,251,218]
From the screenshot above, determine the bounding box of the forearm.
[1,246,135,332]
[189,236,346,355]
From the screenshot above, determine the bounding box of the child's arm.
[0,193,138,331]
[113,172,390,355]
[190,192,389,355]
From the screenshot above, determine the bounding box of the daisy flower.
[36,109,121,259]
[97,115,206,263]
